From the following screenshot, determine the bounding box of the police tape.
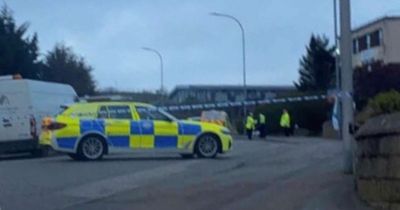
[160,94,327,111]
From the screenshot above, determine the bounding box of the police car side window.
[136,107,151,120]
[107,106,132,119]
[136,106,169,121]
[98,106,109,119]
[68,105,97,119]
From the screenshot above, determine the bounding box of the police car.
[40,102,233,160]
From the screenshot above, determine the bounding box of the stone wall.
[355,112,400,210]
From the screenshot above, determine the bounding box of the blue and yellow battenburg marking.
[56,119,203,150]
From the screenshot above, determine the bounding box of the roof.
[75,101,152,107]
[352,15,400,33]
[171,84,295,92]
[169,85,295,98]
[0,78,77,95]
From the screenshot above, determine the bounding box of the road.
[0,137,371,210]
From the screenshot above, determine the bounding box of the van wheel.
[195,134,219,158]
[31,147,50,158]
[77,136,105,161]
[40,146,50,157]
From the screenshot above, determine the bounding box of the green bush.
[368,90,400,116]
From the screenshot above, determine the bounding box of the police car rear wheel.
[78,136,105,160]
[68,153,82,161]
[180,154,194,159]
[196,134,219,158]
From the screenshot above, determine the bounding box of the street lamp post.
[142,47,164,104]
[210,12,247,118]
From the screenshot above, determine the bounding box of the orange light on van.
[13,74,23,80]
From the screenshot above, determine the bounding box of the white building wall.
[352,17,400,68]
[384,20,400,64]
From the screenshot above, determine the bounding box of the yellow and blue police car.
[40,102,233,160]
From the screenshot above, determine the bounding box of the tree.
[43,44,96,96]
[0,5,41,79]
[295,34,336,92]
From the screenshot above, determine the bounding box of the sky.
[3,0,400,91]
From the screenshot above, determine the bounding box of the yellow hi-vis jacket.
[280,113,290,128]
[259,113,266,124]
[245,116,255,130]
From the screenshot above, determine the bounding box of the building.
[169,85,296,104]
[352,16,400,68]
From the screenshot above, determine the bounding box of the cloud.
[5,0,399,91]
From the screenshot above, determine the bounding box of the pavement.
[0,137,372,210]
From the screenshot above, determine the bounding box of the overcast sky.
[4,0,400,91]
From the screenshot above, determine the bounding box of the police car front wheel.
[77,136,105,161]
[195,134,219,158]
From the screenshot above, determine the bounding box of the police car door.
[100,105,132,149]
[135,106,179,149]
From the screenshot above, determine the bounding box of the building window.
[358,35,368,52]
[370,30,382,47]
[353,39,359,54]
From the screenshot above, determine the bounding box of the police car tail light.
[48,122,67,130]
[42,117,66,130]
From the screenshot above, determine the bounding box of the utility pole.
[339,0,354,173]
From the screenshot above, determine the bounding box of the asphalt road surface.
[0,137,371,210]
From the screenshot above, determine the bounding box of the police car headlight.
[221,128,231,135]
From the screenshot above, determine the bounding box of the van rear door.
[0,110,32,142]
[0,110,11,141]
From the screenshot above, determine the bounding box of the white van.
[0,76,78,156]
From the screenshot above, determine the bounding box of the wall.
[355,112,400,210]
